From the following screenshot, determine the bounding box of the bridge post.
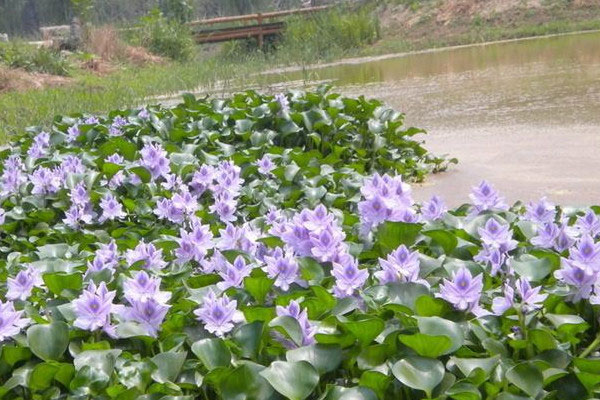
[257,13,264,49]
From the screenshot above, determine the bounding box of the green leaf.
[392,356,444,398]
[43,272,82,296]
[29,362,59,391]
[343,317,385,346]
[511,255,553,281]
[376,221,422,255]
[321,386,378,400]
[232,321,263,359]
[99,137,137,161]
[415,295,449,317]
[102,162,122,179]
[27,322,69,361]
[417,316,464,354]
[191,339,231,371]
[260,361,319,400]
[446,382,482,400]
[269,316,304,348]
[399,333,452,358]
[424,230,458,254]
[220,362,275,400]
[73,349,122,381]
[286,344,342,374]
[450,356,500,378]
[244,276,274,304]
[506,362,543,397]
[150,351,187,383]
[130,166,151,183]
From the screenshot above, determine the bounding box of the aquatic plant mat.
[0,88,597,399]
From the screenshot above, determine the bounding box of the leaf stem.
[580,333,600,358]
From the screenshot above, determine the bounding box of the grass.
[360,16,600,56]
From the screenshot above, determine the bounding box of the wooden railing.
[187,5,331,47]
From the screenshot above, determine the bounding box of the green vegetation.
[0,41,70,76]
[128,9,195,61]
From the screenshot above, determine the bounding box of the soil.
[378,0,600,45]
[0,66,72,93]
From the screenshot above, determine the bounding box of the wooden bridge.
[187,5,331,48]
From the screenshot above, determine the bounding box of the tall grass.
[0,41,70,76]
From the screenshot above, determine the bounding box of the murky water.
[260,32,600,206]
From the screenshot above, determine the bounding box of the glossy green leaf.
[260,361,319,400]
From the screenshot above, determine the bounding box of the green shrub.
[131,8,195,62]
[0,41,70,76]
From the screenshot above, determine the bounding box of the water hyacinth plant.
[0,90,599,399]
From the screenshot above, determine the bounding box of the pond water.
[260,31,600,206]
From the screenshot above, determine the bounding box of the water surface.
[262,32,600,206]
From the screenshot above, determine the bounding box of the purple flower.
[73,282,121,337]
[524,197,555,225]
[210,194,237,223]
[276,300,316,347]
[86,256,116,277]
[492,279,546,315]
[30,167,61,195]
[421,195,447,221]
[123,271,171,304]
[474,245,507,276]
[264,247,300,291]
[105,154,125,164]
[123,298,170,338]
[99,194,126,223]
[109,126,122,136]
[358,173,415,232]
[576,210,600,237]
[310,227,345,262]
[176,223,214,264]
[469,181,508,215]
[211,161,243,197]
[61,155,85,174]
[275,93,290,113]
[161,173,183,191]
[138,108,150,119]
[200,250,228,274]
[554,225,576,253]
[0,300,30,341]
[113,116,128,127]
[171,190,198,215]
[554,259,597,302]
[332,256,368,298]
[125,241,167,270]
[67,124,81,142]
[438,267,484,313]
[140,143,170,180]
[70,182,90,207]
[84,116,99,125]
[375,245,426,286]
[256,155,275,175]
[218,223,259,255]
[531,223,559,249]
[1,155,26,195]
[154,198,184,224]
[190,165,215,194]
[569,235,600,271]
[478,218,517,252]
[217,256,253,291]
[6,266,43,301]
[194,290,242,337]
[97,240,120,266]
[27,131,50,160]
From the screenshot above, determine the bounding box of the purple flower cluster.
[121,271,171,337]
[0,300,30,341]
[6,266,43,301]
[275,205,347,263]
[194,290,243,337]
[30,167,62,195]
[140,143,170,180]
[264,247,300,291]
[175,221,214,264]
[217,255,253,291]
[126,241,167,270]
[438,267,486,316]
[469,181,508,215]
[27,131,50,160]
[332,255,368,298]
[474,218,517,275]
[358,173,417,233]
[0,155,27,195]
[375,245,428,286]
[492,278,547,315]
[73,282,122,338]
[421,195,447,221]
[99,194,126,223]
[64,182,94,228]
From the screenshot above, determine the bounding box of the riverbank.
[1,0,600,139]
